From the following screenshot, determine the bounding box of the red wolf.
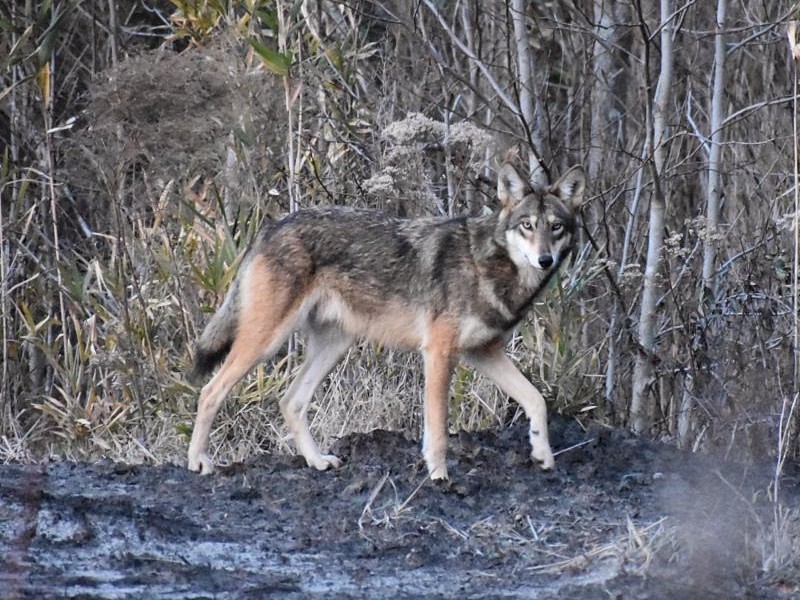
[188,161,586,480]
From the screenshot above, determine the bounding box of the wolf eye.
[521,219,533,230]
[551,223,564,234]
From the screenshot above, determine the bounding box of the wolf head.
[496,162,586,272]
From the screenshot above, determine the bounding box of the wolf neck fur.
[464,210,561,325]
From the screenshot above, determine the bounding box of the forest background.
[2,0,799,474]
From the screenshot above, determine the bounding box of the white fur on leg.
[529,428,555,470]
[467,348,557,473]
[423,430,449,480]
[424,448,449,480]
[187,448,215,475]
[305,453,342,471]
[279,326,352,474]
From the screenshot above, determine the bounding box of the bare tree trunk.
[679,0,727,446]
[630,0,675,435]
[107,0,118,66]
[509,0,541,171]
[590,0,631,417]
[588,0,630,183]
[701,0,727,294]
[443,96,456,217]
[461,0,480,215]
[278,0,299,214]
[510,0,550,172]
[278,0,300,370]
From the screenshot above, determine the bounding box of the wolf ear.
[497,163,529,207]
[552,165,586,210]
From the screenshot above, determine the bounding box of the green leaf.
[255,8,278,32]
[326,45,344,71]
[176,423,193,438]
[207,0,228,16]
[248,38,292,76]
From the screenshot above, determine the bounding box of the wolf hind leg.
[188,347,259,475]
[188,265,307,474]
[466,347,555,470]
[188,316,300,474]
[279,324,353,471]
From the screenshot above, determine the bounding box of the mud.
[1,417,798,599]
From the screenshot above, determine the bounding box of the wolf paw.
[427,462,449,481]
[531,447,555,471]
[429,467,449,481]
[308,454,342,471]
[188,452,215,475]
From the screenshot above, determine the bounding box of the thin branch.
[420,0,521,120]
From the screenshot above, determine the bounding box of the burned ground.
[1,416,798,599]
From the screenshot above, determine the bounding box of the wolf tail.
[192,280,240,380]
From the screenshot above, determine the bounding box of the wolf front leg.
[421,321,458,480]
[466,347,555,470]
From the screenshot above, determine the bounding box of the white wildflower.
[362,172,396,196]
[445,121,494,152]
[383,113,446,144]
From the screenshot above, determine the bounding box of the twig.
[358,471,390,531]
[553,438,596,457]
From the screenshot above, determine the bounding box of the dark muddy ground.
[2,417,799,599]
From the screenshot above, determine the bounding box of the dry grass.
[527,516,673,575]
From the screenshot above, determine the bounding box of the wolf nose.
[538,254,554,269]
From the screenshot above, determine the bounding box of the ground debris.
[0,416,797,599]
